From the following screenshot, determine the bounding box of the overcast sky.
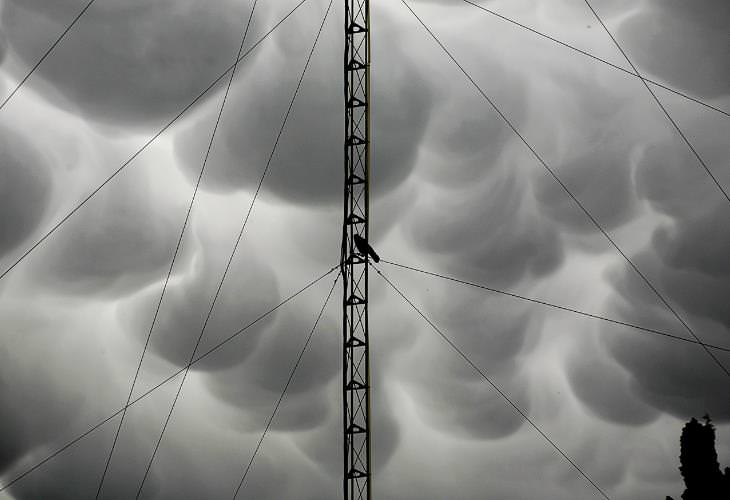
[0,0,729,499]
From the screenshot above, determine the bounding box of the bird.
[353,234,380,263]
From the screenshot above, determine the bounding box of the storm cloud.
[1,0,729,499]
[618,0,730,99]
[28,163,185,298]
[118,219,280,371]
[174,6,433,205]
[1,0,261,127]
[590,108,730,422]
[0,124,52,258]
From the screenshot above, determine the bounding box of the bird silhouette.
[353,234,380,263]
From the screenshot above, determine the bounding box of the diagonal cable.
[0,0,312,284]
[380,259,730,353]
[0,265,338,494]
[232,274,339,499]
[458,0,730,119]
[374,265,611,500]
[0,0,96,112]
[578,0,730,208]
[135,2,335,496]
[92,2,260,498]
[400,0,730,379]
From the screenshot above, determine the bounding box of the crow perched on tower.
[353,234,380,263]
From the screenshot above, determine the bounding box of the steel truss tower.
[341,0,371,499]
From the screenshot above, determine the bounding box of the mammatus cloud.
[401,294,535,439]
[405,49,565,288]
[0,293,167,500]
[410,0,492,6]
[531,84,642,236]
[592,115,730,421]
[566,351,659,426]
[394,46,564,442]
[0,124,52,258]
[408,170,564,287]
[205,306,339,425]
[1,0,729,498]
[618,0,730,99]
[174,5,434,205]
[28,166,185,298]
[0,27,7,64]
[0,312,80,474]
[601,218,730,421]
[1,0,260,127]
[118,220,280,371]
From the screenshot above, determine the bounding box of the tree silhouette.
[667,415,730,500]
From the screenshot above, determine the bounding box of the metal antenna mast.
[341,0,372,498]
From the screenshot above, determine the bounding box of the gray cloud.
[203,303,338,429]
[208,292,411,479]
[11,428,160,500]
[533,141,638,235]
[0,300,166,500]
[600,210,730,420]
[408,169,564,288]
[0,28,7,65]
[416,88,516,189]
[28,167,185,298]
[403,45,567,288]
[586,109,730,421]
[0,339,81,475]
[530,71,648,239]
[174,8,434,206]
[398,288,535,439]
[635,117,730,220]
[392,46,567,440]
[118,221,280,372]
[1,0,260,127]
[653,210,730,330]
[405,368,531,439]
[6,426,163,500]
[3,1,729,498]
[566,350,659,426]
[412,30,536,190]
[409,0,492,6]
[618,0,730,99]
[0,124,52,258]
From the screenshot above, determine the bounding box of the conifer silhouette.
[667,415,730,500]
